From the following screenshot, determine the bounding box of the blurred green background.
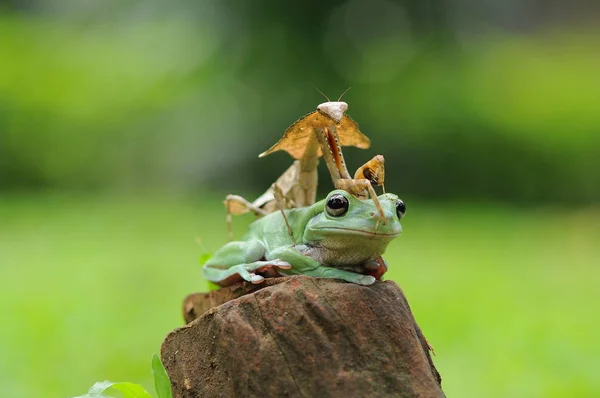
[1,0,599,397]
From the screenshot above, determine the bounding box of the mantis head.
[317,101,348,124]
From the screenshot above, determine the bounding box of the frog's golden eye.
[326,194,349,217]
[396,199,406,219]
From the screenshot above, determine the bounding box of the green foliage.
[0,14,210,189]
[151,354,173,398]
[74,355,172,398]
[75,381,152,398]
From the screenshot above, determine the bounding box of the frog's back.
[242,210,297,250]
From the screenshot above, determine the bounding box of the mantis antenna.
[314,87,331,102]
[337,87,352,101]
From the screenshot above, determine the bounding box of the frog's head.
[303,190,404,267]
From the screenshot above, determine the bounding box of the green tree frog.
[202,190,406,286]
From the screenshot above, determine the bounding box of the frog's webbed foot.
[230,260,292,284]
[268,247,376,286]
[303,265,376,286]
[203,240,292,286]
[363,256,388,281]
[363,259,381,270]
[340,257,388,281]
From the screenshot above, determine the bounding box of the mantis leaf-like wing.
[338,114,370,149]
[259,111,370,159]
[259,111,323,159]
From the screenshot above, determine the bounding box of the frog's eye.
[326,194,349,217]
[396,199,406,219]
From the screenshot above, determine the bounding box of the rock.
[162,276,444,398]
[181,277,288,324]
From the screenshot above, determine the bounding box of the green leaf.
[74,395,112,398]
[152,353,173,398]
[75,380,153,398]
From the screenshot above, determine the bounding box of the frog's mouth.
[314,227,400,238]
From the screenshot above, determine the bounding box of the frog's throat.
[311,226,400,238]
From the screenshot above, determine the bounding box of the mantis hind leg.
[223,195,268,240]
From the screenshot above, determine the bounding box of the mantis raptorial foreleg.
[354,154,385,194]
[315,125,386,224]
[336,178,385,225]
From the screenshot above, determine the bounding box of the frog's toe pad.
[249,274,265,284]
[270,260,292,269]
[357,275,376,286]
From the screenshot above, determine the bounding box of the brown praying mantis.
[224,96,386,240]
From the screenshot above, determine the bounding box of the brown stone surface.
[182,277,288,323]
[162,276,444,398]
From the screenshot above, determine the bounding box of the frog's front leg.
[268,246,376,286]
[202,240,292,286]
